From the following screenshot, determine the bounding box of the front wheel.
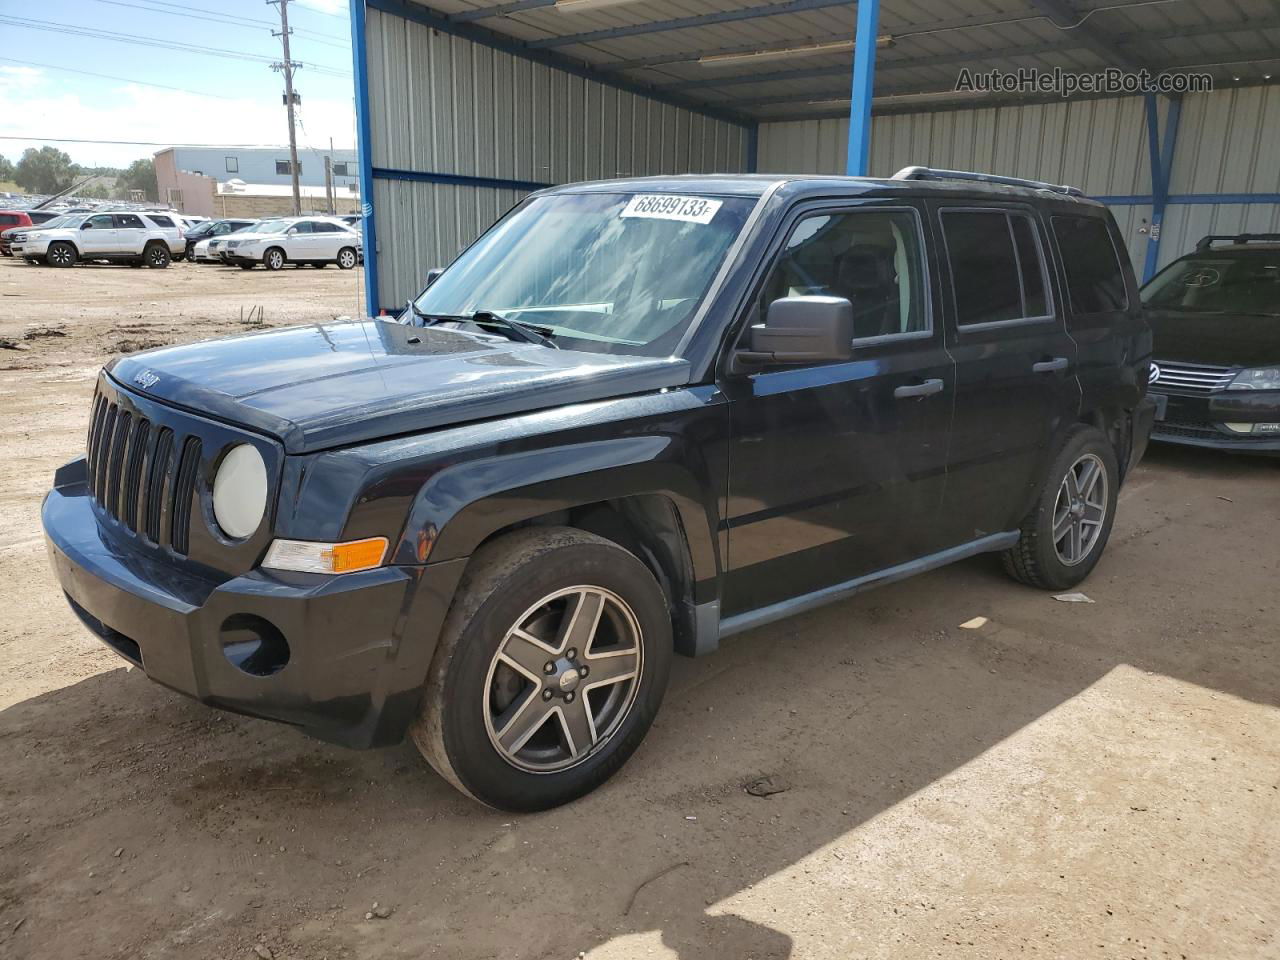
[336,247,357,270]
[46,242,77,267]
[1002,425,1119,591]
[264,247,286,271]
[411,527,672,811]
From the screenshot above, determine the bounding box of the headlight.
[262,537,388,574]
[212,444,268,539]
[1228,367,1280,390]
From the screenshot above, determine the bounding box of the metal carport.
[347,0,1280,314]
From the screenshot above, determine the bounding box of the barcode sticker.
[619,194,723,224]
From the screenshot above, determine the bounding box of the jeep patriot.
[43,168,1155,810]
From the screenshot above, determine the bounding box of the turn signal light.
[263,537,389,574]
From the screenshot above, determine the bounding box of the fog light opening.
[220,614,290,677]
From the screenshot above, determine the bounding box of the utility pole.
[324,136,335,214]
[269,0,302,216]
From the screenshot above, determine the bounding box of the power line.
[0,135,354,148]
[0,56,241,101]
[85,0,350,49]
[0,15,351,77]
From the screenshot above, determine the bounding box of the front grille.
[1154,420,1262,444]
[1151,360,1236,394]
[85,387,197,555]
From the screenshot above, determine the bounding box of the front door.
[78,213,116,255]
[929,203,1080,547]
[720,204,955,617]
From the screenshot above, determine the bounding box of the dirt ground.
[0,256,1277,960]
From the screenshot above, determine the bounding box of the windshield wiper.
[470,310,558,348]
[400,301,468,326]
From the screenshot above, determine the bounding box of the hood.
[1148,308,1280,367]
[108,319,691,453]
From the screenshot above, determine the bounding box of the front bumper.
[1150,389,1280,455]
[43,457,467,748]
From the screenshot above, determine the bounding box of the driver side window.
[84,214,113,230]
[764,209,929,340]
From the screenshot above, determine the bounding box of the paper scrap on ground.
[959,616,989,629]
[1053,593,1095,603]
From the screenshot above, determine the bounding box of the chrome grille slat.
[1151,360,1235,394]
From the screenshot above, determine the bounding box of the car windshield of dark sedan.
[1143,254,1280,316]
[412,192,757,356]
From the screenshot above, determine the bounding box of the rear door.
[113,213,147,254]
[719,201,956,615]
[78,213,117,255]
[930,202,1080,546]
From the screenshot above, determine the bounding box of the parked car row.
[1,213,361,271]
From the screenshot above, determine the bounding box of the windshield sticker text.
[620,195,723,225]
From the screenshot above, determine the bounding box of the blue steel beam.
[1142,93,1183,281]
[845,0,878,176]
[349,0,380,315]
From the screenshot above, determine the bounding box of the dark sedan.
[1142,234,1280,453]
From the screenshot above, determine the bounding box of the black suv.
[1142,234,1280,452]
[42,169,1154,810]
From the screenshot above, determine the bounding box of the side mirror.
[739,296,855,365]
[81,222,93,230]
[424,267,445,287]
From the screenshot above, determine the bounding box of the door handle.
[1032,357,1069,373]
[894,378,945,399]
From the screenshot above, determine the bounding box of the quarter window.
[1052,215,1129,313]
[763,209,928,340]
[145,214,174,228]
[942,210,1051,326]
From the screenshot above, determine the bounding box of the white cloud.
[0,84,355,168]
[0,66,43,94]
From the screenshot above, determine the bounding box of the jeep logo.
[133,369,160,390]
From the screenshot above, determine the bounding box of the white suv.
[12,211,185,268]
[223,216,361,271]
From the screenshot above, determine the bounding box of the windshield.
[1143,253,1280,316]
[251,219,289,235]
[413,192,756,356]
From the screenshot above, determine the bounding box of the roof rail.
[891,166,1085,198]
[1195,233,1280,252]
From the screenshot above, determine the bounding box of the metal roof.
[394,0,1280,123]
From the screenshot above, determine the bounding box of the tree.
[81,181,111,199]
[114,158,158,202]
[0,154,14,182]
[14,146,79,195]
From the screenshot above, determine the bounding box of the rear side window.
[146,214,175,228]
[1052,215,1129,313]
[941,210,1052,326]
[115,214,144,229]
[0,214,20,225]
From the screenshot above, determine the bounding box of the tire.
[1002,425,1119,591]
[411,527,672,811]
[144,243,170,269]
[46,242,77,268]
[336,247,357,270]
[264,247,286,271]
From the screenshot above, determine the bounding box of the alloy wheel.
[1053,453,1108,566]
[49,245,73,266]
[483,586,643,774]
[338,248,356,269]
[267,250,284,270]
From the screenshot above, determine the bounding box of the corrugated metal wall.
[1156,85,1280,270]
[759,89,1280,277]
[365,6,750,307]
[758,96,1156,275]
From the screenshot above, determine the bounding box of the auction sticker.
[620,194,722,224]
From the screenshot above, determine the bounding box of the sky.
[0,0,356,170]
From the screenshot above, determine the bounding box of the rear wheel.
[144,243,170,269]
[1002,425,1119,590]
[47,242,77,267]
[264,247,286,271]
[411,527,672,811]
[336,247,357,270]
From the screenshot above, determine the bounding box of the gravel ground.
[1,256,1277,960]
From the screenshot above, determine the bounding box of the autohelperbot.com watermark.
[955,67,1213,98]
